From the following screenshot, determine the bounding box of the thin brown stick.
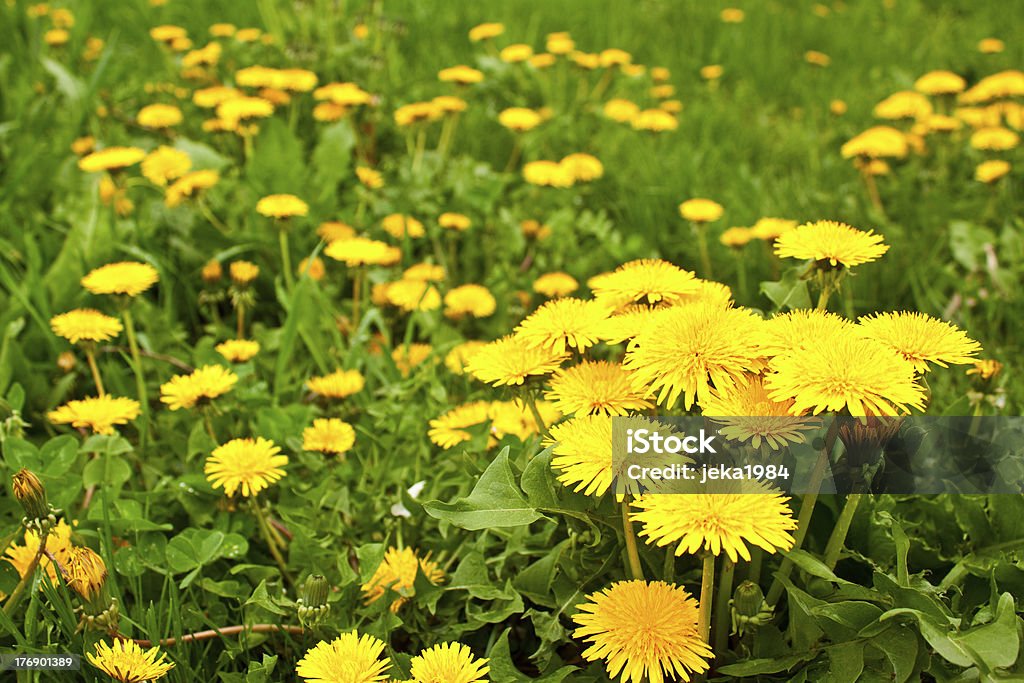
[124,624,305,648]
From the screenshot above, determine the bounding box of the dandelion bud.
[730,581,772,636]
[12,469,50,522]
[297,574,331,626]
[202,259,223,284]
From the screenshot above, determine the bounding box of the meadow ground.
[0,0,1022,681]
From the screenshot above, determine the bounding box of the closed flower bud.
[297,574,331,626]
[12,469,50,522]
[730,580,773,636]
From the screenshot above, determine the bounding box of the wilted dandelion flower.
[302,418,356,455]
[498,107,543,132]
[307,369,365,399]
[967,359,1003,380]
[63,545,108,601]
[914,70,966,95]
[679,198,724,223]
[87,640,174,683]
[560,153,604,182]
[466,335,568,387]
[429,401,492,449]
[774,220,888,268]
[515,298,609,354]
[50,309,122,343]
[296,631,390,683]
[444,284,497,319]
[256,194,308,218]
[573,580,712,683]
[438,212,471,231]
[160,365,238,410]
[546,360,652,416]
[362,546,445,611]
[970,126,1019,151]
[325,237,401,267]
[765,333,926,416]
[841,126,909,159]
[205,437,287,497]
[382,213,425,239]
[468,22,504,42]
[165,169,219,207]
[533,272,579,298]
[623,303,765,410]
[215,339,260,363]
[975,159,1011,183]
[137,103,183,129]
[857,311,981,372]
[438,65,484,84]
[48,396,141,435]
[141,146,191,186]
[588,259,698,309]
[78,147,146,173]
[523,160,575,187]
[631,486,797,561]
[631,109,678,131]
[82,261,159,297]
[409,642,488,683]
[229,260,259,285]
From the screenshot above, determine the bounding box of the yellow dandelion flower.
[428,401,492,449]
[532,272,578,298]
[438,212,471,231]
[50,309,122,344]
[317,221,356,242]
[967,359,1003,380]
[774,220,888,268]
[970,126,1019,151]
[523,160,575,187]
[631,109,678,131]
[588,259,698,310]
[296,631,390,683]
[256,194,308,218]
[403,263,446,282]
[71,136,95,156]
[701,64,724,80]
[466,335,568,387]
[298,256,326,281]
[757,309,855,358]
[391,343,434,377]
[721,7,745,22]
[830,99,848,116]
[150,25,187,43]
[193,85,242,108]
[444,341,488,376]
[514,298,609,354]
[307,369,365,399]
[48,395,140,435]
[498,107,543,132]
[5,520,75,584]
[382,213,425,239]
[857,311,981,373]
[500,43,534,63]
[764,333,927,416]
[216,96,274,128]
[438,65,484,85]
[914,70,966,96]
[165,169,219,207]
[560,153,604,182]
[362,547,445,611]
[205,437,287,497]
[873,90,932,120]
[137,103,183,129]
[975,159,1011,183]
[444,284,496,319]
[595,305,666,346]
[394,101,442,126]
[210,23,236,38]
[632,486,797,561]
[702,374,818,449]
[546,360,652,416]
[215,339,260,363]
[81,261,158,297]
[302,418,356,455]
[544,414,614,496]
[432,94,468,114]
[356,166,384,189]
[804,50,831,67]
[87,639,174,683]
[140,146,191,186]
[160,365,238,411]
[409,642,488,683]
[748,218,796,241]
[977,37,1005,54]
[573,580,712,683]
[841,125,908,159]
[490,399,561,443]
[720,226,753,248]
[530,52,556,69]
[78,147,146,173]
[604,98,640,123]
[546,31,575,55]
[468,22,504,42]
[623,303,765,410]
[679,198,724,223]
[386,279,441,312]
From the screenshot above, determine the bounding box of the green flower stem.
[523,390,550,440]
[236,301,247,340]
[713,558,736,653]
[3,531,47,616]
[620,499,644,581]
[747,548,763,584]
[351,268,365,334]
[823,493,864,569]
[85,347,106,396]
[121,308,150,448]
[693,222,714,279]
[766,419,837,606]
[250,500,294,588]
[697,553,716,645]
[279,227,295,292]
